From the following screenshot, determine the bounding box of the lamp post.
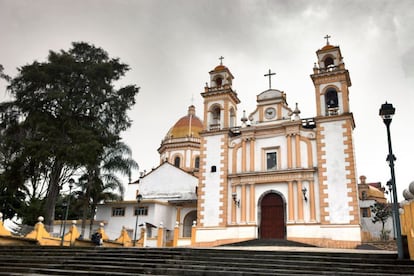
[133,194,143,246]
[60,178,74,246]
[379,102,403,259]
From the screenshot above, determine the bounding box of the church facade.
[195,41,361,248]
[97,40,362,248]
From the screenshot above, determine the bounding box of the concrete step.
[0,246,413,275]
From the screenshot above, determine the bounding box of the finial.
[291,103,301,121]
[241,110,248,126]
[324,34,331,45]
[219,56,224,65]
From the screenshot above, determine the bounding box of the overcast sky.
[1,0,413,200]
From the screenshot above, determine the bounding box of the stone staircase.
[0,245,413,275]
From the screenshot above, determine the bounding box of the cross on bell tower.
[324,34,331,45]
[219,56,224,65]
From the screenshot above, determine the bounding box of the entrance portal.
[260,193,285,239]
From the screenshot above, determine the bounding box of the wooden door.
[260,193,285,239]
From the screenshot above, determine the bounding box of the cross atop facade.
[324,34,331,45]
[264,69,276,89]
[219,56,224,65]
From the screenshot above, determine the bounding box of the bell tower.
[310,36,360,231]
[197,57,240,232]
[201,57,240,131]
[311,35,352,117]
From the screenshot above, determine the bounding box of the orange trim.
[287,135,292,168]
[342,120,360,224]
[341,82,349,113]
[288,181,294,221]
[314,84,321,116]
[277,103,282,119]
[241,184,246,223]
[309,180,316,222]
[249,139,255,171]
[191,224,197,245]
[297,181,304,222]
[173,225,179,247]
[249,184,255,223]
[219,134,229,226]
[157,225,164,247]
[242,139,246,172]
[295,135,301,168]
[231,186,237,224]
[232,142,242,174]
[316,124,329,224]
[197,137,207,226]
[224,101,229,128]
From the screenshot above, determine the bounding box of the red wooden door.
[260,193,285,239]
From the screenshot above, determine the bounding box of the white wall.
[201,135,223,226]
[322,121,352,223]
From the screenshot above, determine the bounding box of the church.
[96,39,362,248]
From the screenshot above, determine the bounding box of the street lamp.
[379,102,403,259]
[133,194,143,246]
[60,178,74,246]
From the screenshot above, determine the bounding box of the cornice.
[228,168,316,185]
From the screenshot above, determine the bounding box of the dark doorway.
[260,193,285,239]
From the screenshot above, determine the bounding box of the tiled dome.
[166,105,203,138]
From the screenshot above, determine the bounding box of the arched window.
[194,156,200,170]
[324,57,334,68]
[325,89,338,109]
[215,77,223,87]
[174,156,181,168]
[210,105,221,130]
[183,211,197,237]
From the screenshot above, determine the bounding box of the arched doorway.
[259,192,285,239]
[182,210,197,237]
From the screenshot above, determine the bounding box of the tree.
[76,142,138,237]
[371,202,392,240]
[0,43,139,226]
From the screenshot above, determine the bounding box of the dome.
[166,105,203,139]
[214,64,227,71]
[321,44,335,51]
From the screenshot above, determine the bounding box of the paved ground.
[217,239,398,255]
[217,246,396,254]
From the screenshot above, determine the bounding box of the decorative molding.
[229,169,316,185]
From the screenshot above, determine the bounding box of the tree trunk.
[44,161,63,227]
[80,193,89,238]
[89,203,97,237]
